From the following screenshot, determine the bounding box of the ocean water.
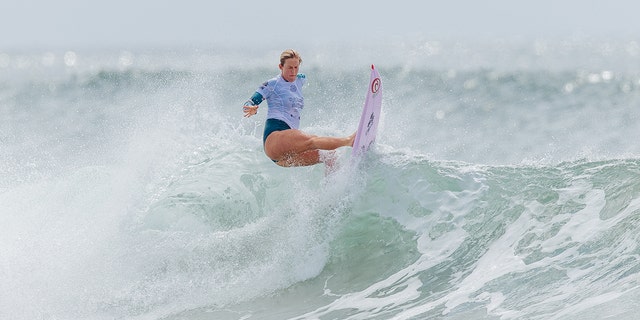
[2,39,640,319]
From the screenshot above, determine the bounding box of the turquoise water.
[2,39,640,319]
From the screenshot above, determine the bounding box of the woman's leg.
[276,149,321,167]
[265,129,354,167]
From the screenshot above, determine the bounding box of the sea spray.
[3,41,640,319]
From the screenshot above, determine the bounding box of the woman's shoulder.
[296,73,307,85]
[258,76,279,90]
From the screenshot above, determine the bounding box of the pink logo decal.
[371,78,381,94]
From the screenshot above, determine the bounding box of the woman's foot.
[347,132,356,147]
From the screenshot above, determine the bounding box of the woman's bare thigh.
[264,129,315,161]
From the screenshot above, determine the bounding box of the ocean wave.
[4,44,640,319]
[121,153,640,319]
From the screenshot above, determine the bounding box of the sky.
[1,0,639,49]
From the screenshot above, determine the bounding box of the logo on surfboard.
[366,112,375,135]
[371,78,381,94]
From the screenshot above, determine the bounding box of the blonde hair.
[279,49,302,66]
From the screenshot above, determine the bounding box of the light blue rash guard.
[248,73,306,130]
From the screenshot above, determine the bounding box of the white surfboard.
[352,64,382,159]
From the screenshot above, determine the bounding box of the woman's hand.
[243,105,258,117]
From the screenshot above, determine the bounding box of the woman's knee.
[305,135,325,150]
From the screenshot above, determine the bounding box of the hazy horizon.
[2,0,639,49]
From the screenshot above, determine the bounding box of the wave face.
[2,40,640,319]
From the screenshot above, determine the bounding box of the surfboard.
[352,64,382,159]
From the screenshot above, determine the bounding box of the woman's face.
[279,58,300,82]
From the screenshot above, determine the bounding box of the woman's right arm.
[242,92,264,117]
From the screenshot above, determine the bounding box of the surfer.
[243,49,355,167]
